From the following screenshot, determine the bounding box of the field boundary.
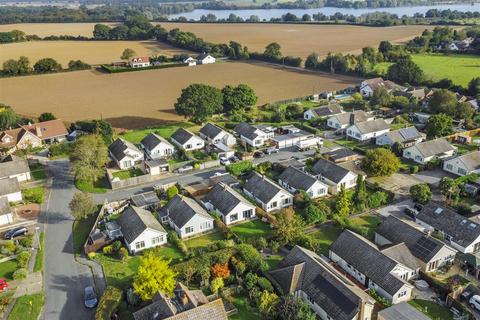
[100,62,188,73]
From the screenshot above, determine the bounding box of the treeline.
[1,56,90,77]
[406,25,480,52]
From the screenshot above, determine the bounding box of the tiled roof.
[159,195,213,229]
[381,243,419,270]
[381,127,422,144]
[199,123,224,139]
[108,138,141,161]
[310,104,342,117]
[322,148,358,162]
[171,128,195,145]
[378,302,430,320]
[332,110,370,126]
[0,177,20,196]
[233,122,259,141]
[141,133,173,151]
[453,151,480,172]
[0,156,30,179]
[278,166,323,192]
[411,138,456,158]
[203,182,252,216]
[243,172,291,204]
[117,206,166,244]
[311,158,352,184]
[353,119,389,134]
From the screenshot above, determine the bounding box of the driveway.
[40,160,95,320]
[376,199,414,218]
[413,168,457,187]
[368,173,422,197]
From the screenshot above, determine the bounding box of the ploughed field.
[0,61,360,129]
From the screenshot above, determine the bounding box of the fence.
[106,170,160,190]
[199,159,220,170]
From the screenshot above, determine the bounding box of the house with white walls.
[199,123,237,147]
[243,172,293,212]
[443,151,480,176]
[108,138,144,170]
[376,127,424,147]
[233,122,274,148]
[346,118,390,142]
[327,110,374,131]
[278,166,327,199]
[0,177,22,203]
[140,133,175,160]
[170,128,205,151]
[310,158,358,194]
[303,104,343,120]
[403,138,456,164]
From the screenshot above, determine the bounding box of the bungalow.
[144,159,169,176]
[326,110,374,131]
[243,172,293,212]
[233,122,273,148]
[108,138,144,170]
[303,104,343,120]
[159,195,214,239]
[130,191,161,210]
[278,166,327,199]
[375,215,457,272]
[322,148,359,163]
[117,206,167,254]
[416,202,480,254]
[170,128,204,151]
[0,197,13,226]
[0,155,31,182]
[197,53,216,64]
[443,151,480,176]
[346,118,389,142]
[376,127,424,147]
[199,123,236,147]
[360,77,404,97]
[468,99,479,111]
[271,126,320,150]
[140,133,175,160]
[129,57,150,68]
[202,182,256,225]
[0,178,22,202]
[403,138,456,164]
[270,246,375,320]
[330,230,415,304]
[311,158,358,194]
[184,56,197,66]
[378,302,430,320]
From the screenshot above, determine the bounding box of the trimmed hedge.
[100,62,187,73]
[95,286,122,320]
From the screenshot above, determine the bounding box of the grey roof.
[332,110,370,126]
[278,166,320,192]
[171,128,195,145]
[108,138,141,161]
[203,182,252,215]
[131,191,161,208]
[196,53,212,60]
[233,122,259,141]
[376,215,452,264]
[411,138,456,158]
[208,173,239,187]
[141,133,173,151]
[270,246,370,320]
[243,172,291,204]
[199,123,223,139]
[117,206,166,244]
[330,230,409,296]
[453,151,480,172]
[378,302,430,320]
[0,157,30,179]
[0,177,20,196]
[0,197,11,216]
[353,118,389,134]
[159,195,213,229]
[381,127,422,144]
[416,202,480,248]
[310,104,342,117]
[323,148,358,162]
[381,243,419,270]
[311,158,352,184]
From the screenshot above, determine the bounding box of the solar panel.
[312,274,358,316]
[411,236,439,260]
[435,207,443,214]
[400,127,419,140]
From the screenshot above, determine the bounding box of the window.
[283,198,290,205]
[446,163,453,170]
[186,144,192,149]
[152,235,164,245]
[200,221,211,230]
[458,168,467,175]
[243,209,253,218]
[185,226,194,234]
[271,201,278,208]
[123,160,132,168]
[135,241,145,250]
[230,214,238,222]
[398,291,407,298]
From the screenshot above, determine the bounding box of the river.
[168,3,480,20]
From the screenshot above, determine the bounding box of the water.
[168,3,480,20]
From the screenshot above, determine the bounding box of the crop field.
[0,40,192,66]
[0,22,118,37]
[0,61,360,129]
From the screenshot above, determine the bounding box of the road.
[40,160,95,320]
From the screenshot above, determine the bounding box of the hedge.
[95,286,123,320]
[100,62,187,73]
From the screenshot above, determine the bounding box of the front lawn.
[7,293,44,320]
[120,122,198,144]
[453,143,479,155]
[311,224,343,255]
[21,187,45,204]
[72,214,97,254]
[230,295,259,320]
[184,231,225,250]
[75,177,109,193]
[29,163,47,180]
[409,299,454,320]
[349,213,382,240]
[112,168,144,180]
[265,255,282,270]
[0,260,19,280]
[231,219,273,241]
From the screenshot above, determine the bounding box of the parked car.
[219,157,231,165]
[414,203,424,212]
[4,227,28,240]
[253,151,265,158]
[175,165,193,173]
[0,279,8,291]
[265,147,279,155]
[404,207,419,219]
[470,295,480,311]
[229,156,239,163]
[84,286,98,309]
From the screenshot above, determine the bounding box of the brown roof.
[24,119,68,140]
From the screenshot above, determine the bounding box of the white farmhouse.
[196,53,216,64]
[0,177,22,203]
[183,57,197,66]
[108,138,144,170]
[170,128,205,151]
[326,110,374,131]
[199,123,237,147]
[403,138,456,164]
[243,172,293,212]
[129,57,150,68]
[117,206,167,254]
[159,195,214,239]
[278,166,327,199]
[140,133,175,160]
[311,158,358,194]
[443,151,480,176]
[202,182,256,225]
[346,118,390,142]
[233,122,273,148]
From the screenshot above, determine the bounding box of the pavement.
[40,160,95,320]
[13,272,43,298]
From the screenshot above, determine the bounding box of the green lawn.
[231,220,273,241]
[21,186,45,204]
[0,260,19,280]
[72,214,97,254]
[119,122,198,144]
[33,232,45,272]
[265,255,282,270]
[349,213,382,240]
[7,293,44,320]
[230,295,259,320]
[453,143,479,155]
[112,168,144,180]
[155,244,184,262]
[75,177,109,193]
[311,224,343,255]
[409,299,454,320]
[184,231,225,250]
[29,163,47,180]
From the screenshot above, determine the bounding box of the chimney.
[349,113,356,125]
[35,126,42,138]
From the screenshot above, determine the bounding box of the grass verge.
[33,232,45,272]
[75,177,109,193]
[7,293,44,320]
[409,299,454,320]
[21,187,45,204]
[112,168,144,180]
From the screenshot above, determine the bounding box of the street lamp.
[35,226,41,250]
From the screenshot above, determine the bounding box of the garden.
[111,168,144,180]
[119,122,199,144]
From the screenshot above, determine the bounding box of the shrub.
[19,235,33,248]
[1,241,16,255]
[409,165,420,174]
[270,241,279,254]
[87,252,96,260]
[102,245,113,255]
[22,187,45,204]
[17,250,31,268]
[166,185,179,200]
[112,241,122,252]
[95,286,123,320]
[119,248,129,262]
[168,231,188,255]
[257,277,274,293]
[226,160,254,177]
[13,268,28,280]
[211,263,230,279]
[210,277,224,294]
[367,191,390,208]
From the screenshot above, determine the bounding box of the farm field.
[0,40,192,66]
[0,22,118,37]
[0,61,360,129]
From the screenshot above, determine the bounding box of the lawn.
[0,260,19,280]
[112,168,144,180]
[409,299,454,320]
[311,223,343,255]
[21,186,45,204]
[184,230,225,250]
[7,293,44,320]
[231,219,273,241]
[349,213,382,240]
[33,232,45,272]
[72,214,97,254]
[265,254,282,270]
[75,176,109,193]
[334,138,375,153]
[453,143,479,155]
[120,122,198,144]
[230,295,259,320]
[29,163,47,180]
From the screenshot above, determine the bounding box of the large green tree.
[38,112,56,122]
[468,77,480,97]
[428,89,458,116]
[69,192,97,220]
[305,53,320,69]
[274,210,305,245]
[0,104,17,130]
[370,87,392,108]
[93,24,111,39]
[222,84,257,114]
[70,134,108,183]
[410,183,432,204]
[174,84,223,123]
[361,148,400,177]
[264,42,282,60]
[335,185,351,217]
[425,113,453,139]
[353,175,368,212]
[33,58,61,73]
[121,48,136,61]
[386,57,424,85]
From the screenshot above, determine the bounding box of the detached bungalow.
[403,138,456,164]
[303,104,343,120]
[233,122,273,148]
[311,158,358,194]
[330,230,415,304]
[243,172,293,212]
[159,195,214,239]
[202,182,256,225]
[346,118,390,142]
[322,148,359,163]
[360,77,404,97]
[199,123,236,147]
[140,133,175,160]
[443,151,480,176]
[0,178,22,202]
[129,57,150,68]
[170,128,204,151]
[278,166,327,199]
[108,138,144,170]
[197,53,216,64]
[0,155,31,182]
[117,206,167,254]
[0,197,13,226]
[376,127,424,147]
[327,110,374,131]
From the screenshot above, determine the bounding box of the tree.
[275,296,316,320]
[38,112,56,122]
[69,192,97,220]
[70,134,108,183]
[456,102,475,120]
[121,48,136,61]
[428,89,458,116]
[2,56,30,76]
[468,77,480,97]
[264,42,282,60]
[425,113,453,139]
[166,185,179,200]
[361,148,400,177]
[305,53,320,69]
[303,202,328,224]
[93,24,112,39]
[68,60,90,70]
[33,58,61,73]
[439,177,460,206]
[258,290,279,318]
[410,183,432,204]
[222,84,257,114]
[353,175,368,211]
[274,210,305,245]
[174,84,223,123]
[370,87,392,108]
[378,40,393,54]
[210,277,224,294]
[386,57,424,85]
[211,262,230,279]
[335,185,351,217]
[133,252,177,301]
[0,105,17,130]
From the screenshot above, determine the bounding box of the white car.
[176,165,193,173]
[219,157,231,165]
[469,295,480,311]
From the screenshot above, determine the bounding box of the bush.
[95,286,123,320]
[168,231,188,255]
[367,191,390,208]
[166,185,179,200]
[119,248,129,262]
[226,160,254,177]
[49,142,73,157]
[13,268,28,280]
[19,235,33,248]
[22,187,45,204]
[87,252,96,260]
[210,277,224,294]
[102,245,113,255]
[17,250,31,268]
[409,165,420,174]
[257,277,274,293]
[112,241,122,252]
[1,241,16,255]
